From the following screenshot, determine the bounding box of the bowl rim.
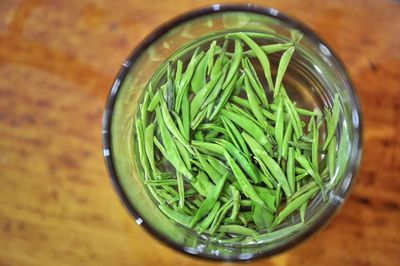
[102,3,363,261]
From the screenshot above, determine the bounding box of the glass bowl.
[102,4,362,261]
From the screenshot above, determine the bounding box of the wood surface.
[0,0,399,265]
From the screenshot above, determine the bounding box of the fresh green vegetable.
[133,32,343,242]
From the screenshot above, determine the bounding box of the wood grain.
[0,0,399,265]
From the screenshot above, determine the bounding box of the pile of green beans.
[134,31,341,241]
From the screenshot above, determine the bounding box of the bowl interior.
[102,5,362,260]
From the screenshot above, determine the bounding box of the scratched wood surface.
[0,0,399,265]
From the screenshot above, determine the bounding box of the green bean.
[144,123,157,173]
[235,213,248,226]
[282,122,293,160]
[216,139,259,184]
[287,147,296,193]
[196,201,221,233]
[182,89,190,139]
[271,102,316,116]
[244,75,270,131]
[159,204,193,227]
[275,184,282,210]
[295,167,308,175]
[191,171,214,197]
[330,126,349,187]
[147,89,160,111]
[210,39,227,80]
[175,140,191,170]
[274,46,295,97]
[153,172,173,179]
[230,186,241,220]
[197,122,223,130]
[180,204,196,216]
[272,187,319,227]
[307,115,315,133]
[220,117,241,150]
[284,94,303,139]
[291,30,303,43]
[202,127,227,139]
[311,117,319,172]
[295,152,326,200]
[158,189,175,202]
[191,44,213,93]
[162,185,179,197]
[206,156,228,175]
[207,41,217,76]
[232,72,245,95]
[217,225,258,236]
[230,95,251,110]
[289,181,317,201]
[244,32,275,38]
[175,49,203,113]
[228,32,274,91]
[190,71,223,120]
[191,140,224,155]
[301,136,314,143]
[226,103,264,131]
[253,204,274,231]
[274,97,285,154]
[244,222,303,243]
[328,137,337,179]
[167,188,197,203]
[166,62,176,110]
[174,60,183,90]
[242,58,269,107]
[262,108,276,121]
[221,114,250,155]
[222,217,242,225]
[156,108,192,179]
[239,199,253,207]
[194,150,221,183]
[190,173,227,227]
[253,186,276,211]
[145,179,177,186]
[160,99,193,154]
[243,42,293,57]
[221,109,271,154]
[153,137,168,160]
[323,94,340,150]
[256,168,275,189]
[147,186,164,204]
[223,39,242,88]
[209,200,233,235]
[135,119,150,179]
[141,91,151,127]
[243,132,291,197]
[171,111,186,141]
[176,172,186,208]
[229,102,276,137]
[296,172,309,181]
[289,141,312,151]
[206,103,214,119]
[202,63,228,107]
[191,108,207,130]
[224,151,272,211]
[209,71,239,120]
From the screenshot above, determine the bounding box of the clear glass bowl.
[102,4,362,261]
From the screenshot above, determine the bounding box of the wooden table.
[0,0,399,265]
